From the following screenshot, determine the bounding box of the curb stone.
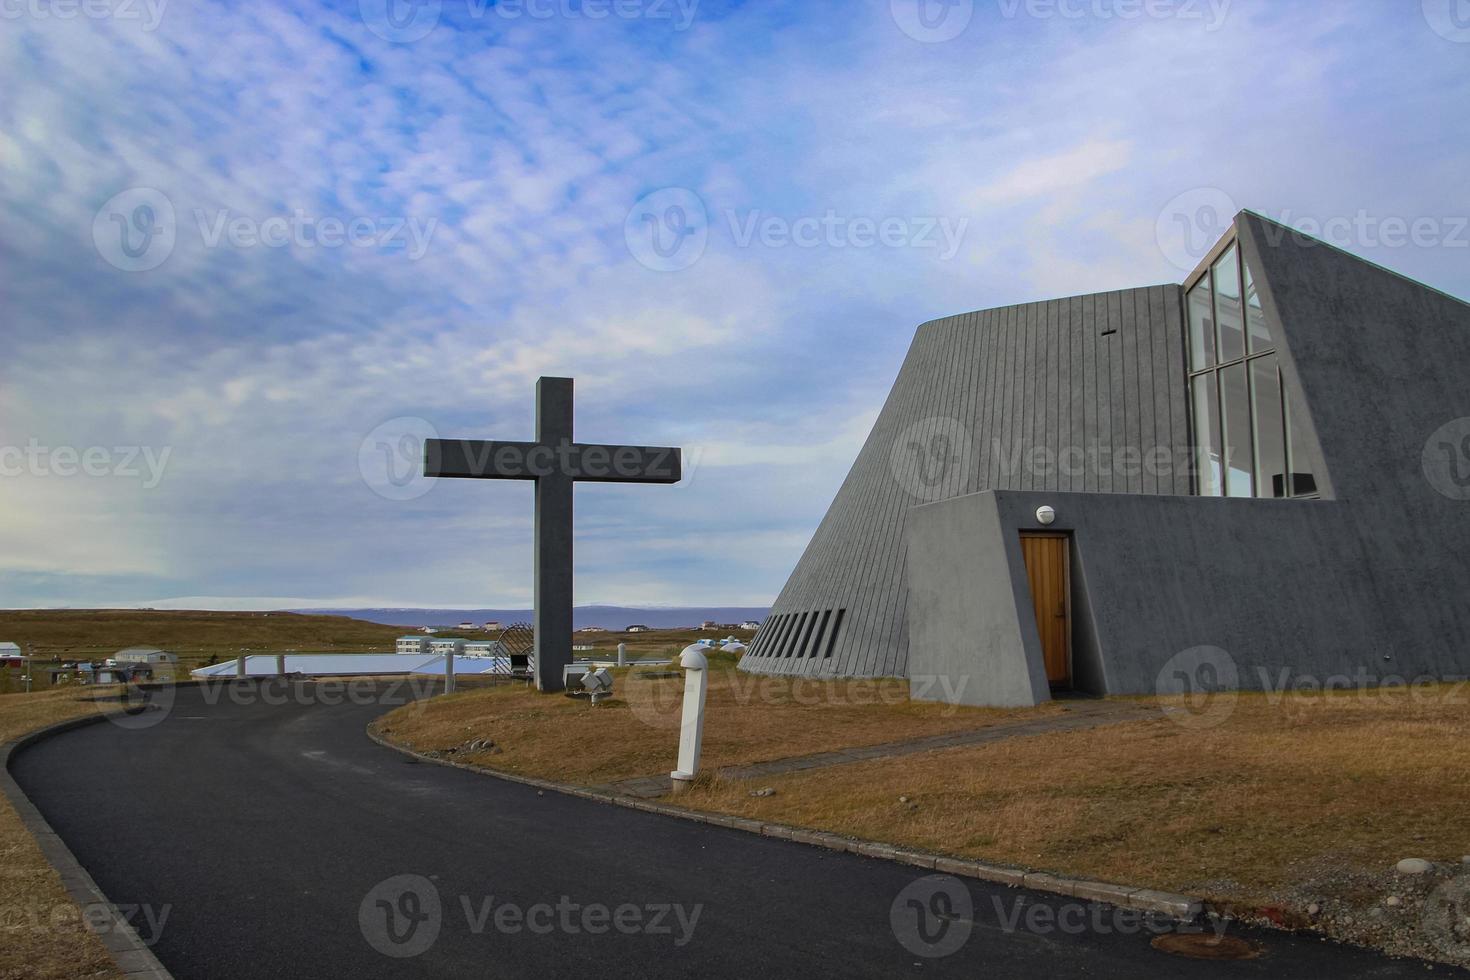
[366,724,1206,926]
[2,711,175,980]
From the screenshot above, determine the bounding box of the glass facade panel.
[1284,387,1319,497]
[1245,265,1273,353]
[1187,279,1214,371]
[1213,246,1245,363]
[1191,374,1222,497]
[1220,363,1253,497]
[1188,237,1320,499]
[1250,355,1288,498]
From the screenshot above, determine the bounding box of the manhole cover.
[1151,933,1262,960]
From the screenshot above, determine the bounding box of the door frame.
[1019,531,1072,690]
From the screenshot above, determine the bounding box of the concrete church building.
[738,211,1470,706]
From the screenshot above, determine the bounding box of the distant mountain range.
[295,606,771,631]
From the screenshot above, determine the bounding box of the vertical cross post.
[534,378,575,693]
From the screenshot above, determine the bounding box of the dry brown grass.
[676,685,1470,907]
[375,665,1062,785]
[0,687,127,980]
[0,610,409,687]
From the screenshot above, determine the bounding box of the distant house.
[396,636,432,655]
[625,625,651,633]
[458,621,475,631]
[463,640,507,658]
[0,642,24,668]
[576,626,608,633]
[740,621,762,630]
[483,621,502,632]
[114,649,177,665]
[429,638,466,656]
[420,626,439,634]
[700,621,717,630]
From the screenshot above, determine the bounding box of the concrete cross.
[424,377,681,692]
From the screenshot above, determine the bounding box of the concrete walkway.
[593,699,1159,799]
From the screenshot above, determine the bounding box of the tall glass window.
[1188,277,1214,371]
[1213,246,1246,363]
[1244,266,1273,353]
[1220,363,1253,497]
[1191,375,1222,497]
[1250,355,1288,498]
[1187,238,1318,499]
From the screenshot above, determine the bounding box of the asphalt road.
[8,681,1454,979]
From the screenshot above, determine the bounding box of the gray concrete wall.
[905,488,1050,707]
[743,285,1190,679]
[905,213,1470,704]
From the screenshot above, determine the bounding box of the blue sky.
[2,0,1468,609]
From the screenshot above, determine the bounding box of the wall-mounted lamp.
[1036,505,1056,526]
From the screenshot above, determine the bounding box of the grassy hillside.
[0,609,408,663]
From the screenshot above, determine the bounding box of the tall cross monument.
[424,377,682,692]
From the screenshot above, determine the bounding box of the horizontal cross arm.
[425,439,681,484]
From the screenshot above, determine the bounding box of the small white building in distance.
[463,640,506,657]
[740,621,762,630]
[458,621,475,630]
[0,642,23,665]
[430,638,466,656]
[483,621,502,632]
[114,649,178,665]
[576,626,608,633]
[397,636,431,655]
[626,625,651,633]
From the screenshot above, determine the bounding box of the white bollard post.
[275,653,286,677]
[617,642,627,668]
[444,649,456,695]
[670,644,709,794]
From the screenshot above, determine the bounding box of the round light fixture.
[1036,505,1056,526]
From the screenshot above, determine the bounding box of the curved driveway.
[8,681,1452,979]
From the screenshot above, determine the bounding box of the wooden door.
[1020,533,1071,686]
